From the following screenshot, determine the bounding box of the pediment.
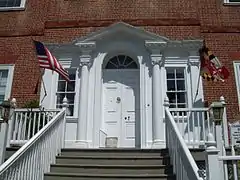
[73,22,169,43]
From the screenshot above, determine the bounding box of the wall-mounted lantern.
[209,102,225,124]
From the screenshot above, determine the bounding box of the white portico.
[41,22,204,149]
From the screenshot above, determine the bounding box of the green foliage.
[23,99,39,108]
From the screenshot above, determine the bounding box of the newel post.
[220,96,229,147]
[164,96,170,148]
[6,98,16,148]
[61,96,69,148]
[0,98,16,164]
[205,133,223,180]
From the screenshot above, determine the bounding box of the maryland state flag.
[199,46,229,82]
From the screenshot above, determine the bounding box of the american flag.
[33,40,70,82]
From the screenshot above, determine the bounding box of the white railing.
[165,97,203,180]
[219,145,240,180]
[0,108,66,180]
[219,156,240,180]
[8,108,60,146]
[170,108,213,148]
[99,129,107,148]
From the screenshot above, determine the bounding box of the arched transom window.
[105,55,138,69]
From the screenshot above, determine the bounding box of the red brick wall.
[0,0,239,120]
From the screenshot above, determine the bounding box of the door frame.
[102,69,140,148]
[93,53,147,149]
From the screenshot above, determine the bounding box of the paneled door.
[103,70,139,147]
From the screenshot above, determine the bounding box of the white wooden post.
[164,96,170,148]
[205,132,223,180]
[6,98,16,147]
[145,41,167,148]
[0,98,16,164]
[61,96,68,148]
[220,96,229,147]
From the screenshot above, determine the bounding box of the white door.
[103,70,140,147]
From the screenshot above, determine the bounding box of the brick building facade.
[0,0,239,123]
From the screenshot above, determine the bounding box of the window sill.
[0,6,25,12]
[223,2,240,6]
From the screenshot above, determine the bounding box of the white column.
[78,62,89,142]
[75,42,96,147]
[145,40,167,148]
[152,57,162,146]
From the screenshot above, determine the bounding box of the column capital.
[145,41,166,66]
[188,56,200,66]
[151,54,164,66]
[75,41,96,67]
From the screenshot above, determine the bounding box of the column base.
[151,140,166,149]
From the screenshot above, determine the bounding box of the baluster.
[187,111,190,145]
[42,113,46,126]
[197,111,200,144]
[192,111,196,148]
[27,112,32,140]
[32,112,37,136]
[176,111,179,129]
[47,113,50,123]
[44,135,48,172]
[203,111,207,144]
[21,152,28,180]
[22,113,27,141]
[12,112,19,141]
[17,113,23,141]
[181,112,184,139]
[17,158,23,180]
[37,112,41,132]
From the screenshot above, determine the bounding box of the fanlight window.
[105,55,138,69]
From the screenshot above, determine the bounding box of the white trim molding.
[0,0,26,11]
[233,61,240,111]
[0,65,14,101]
[223,0,240,5]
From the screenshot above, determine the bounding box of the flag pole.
[40,69,47,104]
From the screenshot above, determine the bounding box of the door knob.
[116,97,121,103]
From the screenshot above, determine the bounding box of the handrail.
[14,108,61,112]
[169,108,209,111]
[100,129,107,147]
[165,105,203,180]
[0,109,66,180]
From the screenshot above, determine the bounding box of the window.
[56,68,76,116]
[105,55,138,69]
[224,0,240,4]
[0,0,26,10]
[166,68,187,108]
[0,65,14,104]
[234,62,240,110]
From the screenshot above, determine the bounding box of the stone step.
[44,172,175,180]
[56,155,170,165]
[50,164,173,174]
[60,148,168,157]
